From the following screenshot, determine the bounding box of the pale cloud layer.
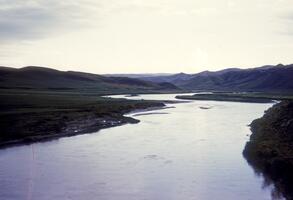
[0,0,293,73]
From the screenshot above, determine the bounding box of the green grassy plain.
[176,92,293,103]
[0,89,165,147]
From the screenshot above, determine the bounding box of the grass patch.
[176,92,293,103]
[0,89,164,146]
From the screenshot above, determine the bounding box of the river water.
[0,94,276,200]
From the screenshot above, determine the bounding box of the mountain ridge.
[1,64,293,93]
[136,64,293,93]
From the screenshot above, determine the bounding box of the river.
[0,94,276,200]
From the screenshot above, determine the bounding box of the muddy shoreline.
[0,89,169,149]
[0,115,136,149]
[0,105,169,149]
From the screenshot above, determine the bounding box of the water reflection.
[0,94,277,200]
[243,147,292,200]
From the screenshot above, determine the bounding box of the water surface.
[0,94,275,200]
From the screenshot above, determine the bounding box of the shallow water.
[0,94,276,200]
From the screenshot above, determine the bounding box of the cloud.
[1,0,293,71]
[281,11,293,21]
[277,10,293,35]
[0,0,96,42]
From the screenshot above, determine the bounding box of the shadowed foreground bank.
[243,101,293,200]
[0,90,165,148]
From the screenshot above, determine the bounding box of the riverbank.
[176,92,293,103]
[243,101,293,199]
[0,90,165,148]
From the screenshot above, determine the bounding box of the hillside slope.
[138,64,293,93]
[243,101,293,199]
[0,66,180,93]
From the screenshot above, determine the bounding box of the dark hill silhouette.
[0,66,180,92]
[2,64,293,93]
[137,64,293,93]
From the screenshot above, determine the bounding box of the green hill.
[0,66,180,93]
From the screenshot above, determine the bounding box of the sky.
[0,0,293,74]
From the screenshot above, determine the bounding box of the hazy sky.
[1,0,293,73]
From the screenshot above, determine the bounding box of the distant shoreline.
[175,92,293,103]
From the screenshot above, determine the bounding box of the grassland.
[175,92,293,103]
[0,89,165,147]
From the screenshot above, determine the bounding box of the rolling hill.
[0,66,180,93]
[2,64,292,94]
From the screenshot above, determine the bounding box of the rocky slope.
[243,101,293,199]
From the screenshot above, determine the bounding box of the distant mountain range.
[135,64,293,93]
[0,66,179,93]
[1,64,293,93]
[102,73,173,78]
